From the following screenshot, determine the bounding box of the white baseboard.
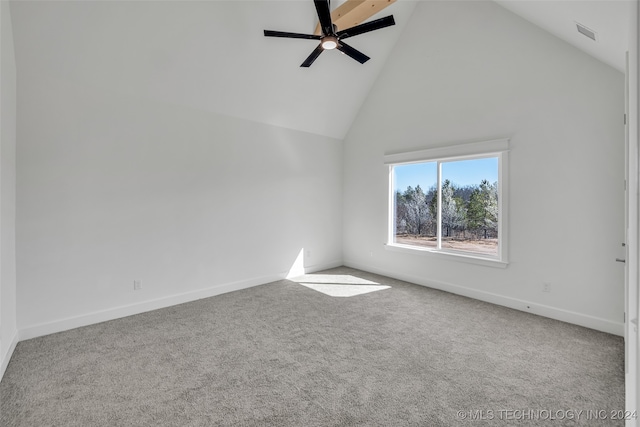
[20,256,617,346]
[19,260,345,342]
[344,259,624,336]
[0,329,19,382]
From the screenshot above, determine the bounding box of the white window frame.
[384,138,509,268]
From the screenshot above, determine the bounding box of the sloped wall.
[16,73,343,337]
[342,1,625,334]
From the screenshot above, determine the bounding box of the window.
[385,139,509,266]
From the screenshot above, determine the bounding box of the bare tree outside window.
[393,157,499,256]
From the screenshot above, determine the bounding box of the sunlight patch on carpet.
[290,274,391,297]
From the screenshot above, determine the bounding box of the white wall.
[0,0,17,378]
[630,0,640,417]
[343,1,625,334]
[16,71,343,337]
[9,0,626,345]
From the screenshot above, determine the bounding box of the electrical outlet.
[543,282,551,293]
[134,280,141,291]
[305,249,312,258]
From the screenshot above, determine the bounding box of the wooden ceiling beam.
[314,0,397,35]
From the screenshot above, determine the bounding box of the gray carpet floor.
[0,267,624,426]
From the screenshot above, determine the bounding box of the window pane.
[440,157,499,256]
[393,162,437,248]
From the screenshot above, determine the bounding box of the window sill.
[384,243,509,269]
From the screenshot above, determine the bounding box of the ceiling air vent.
[576,22,597,41]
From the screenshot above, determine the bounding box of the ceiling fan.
[264,0,396,67]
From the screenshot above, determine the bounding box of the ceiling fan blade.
[336,41,370,64]
[314,0,334,36]
[337,15,395,40]
[264,30,321,40]
[301,44,324,67]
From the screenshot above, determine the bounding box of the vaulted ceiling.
[9,0,634,140]
[495,0,632,73]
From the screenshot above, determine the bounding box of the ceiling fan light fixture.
[321,36,338,50]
